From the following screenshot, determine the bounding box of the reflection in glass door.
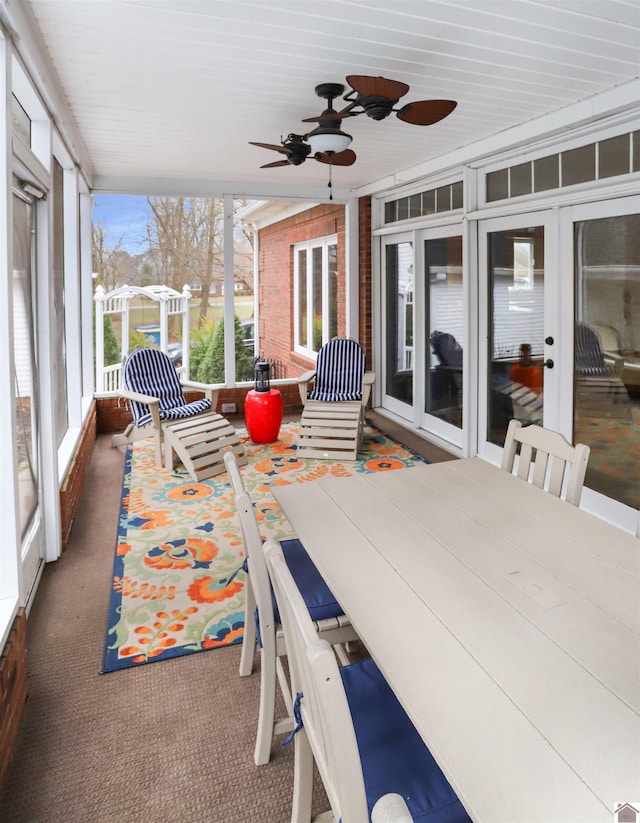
[573,212,640,510]
[383,238,414,410]
[487,225,545,446]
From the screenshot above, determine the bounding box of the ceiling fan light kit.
[306,124,352,155]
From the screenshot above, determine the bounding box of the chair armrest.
[120,388,160,406]
[181,380,220,407]
[362,370,375,407]
[295,370,317,405]
[119,389,161,430]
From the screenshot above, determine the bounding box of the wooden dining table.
[272,457,640,823]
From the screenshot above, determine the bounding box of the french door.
[479,199,639,528]
[380,228,465,450]
[478,212,558,464]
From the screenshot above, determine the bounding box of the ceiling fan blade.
[346,75,410,102]
[396,99,457,125]
[260,159,293,168]
[315,149,356,167]
[249,141,291,155]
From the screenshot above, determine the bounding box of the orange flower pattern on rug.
[103,422,424,672]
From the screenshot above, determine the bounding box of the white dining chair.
[264,538,471,823]
[224,451,357,766]
[500,419,590,506]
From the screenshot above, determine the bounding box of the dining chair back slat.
[501,419,590,506]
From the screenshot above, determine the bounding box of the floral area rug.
[102,422,426,672]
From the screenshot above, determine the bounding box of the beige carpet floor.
[0,417,451,823]
[0,435,326,823]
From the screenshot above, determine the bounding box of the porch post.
[344,198,359,340]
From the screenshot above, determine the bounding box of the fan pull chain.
[328,161,333,200]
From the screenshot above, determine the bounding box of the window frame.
[293,234,338,359]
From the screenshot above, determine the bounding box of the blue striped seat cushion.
[308,338,366,403]
[123,347,211,427]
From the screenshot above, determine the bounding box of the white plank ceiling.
[17,0,640,195]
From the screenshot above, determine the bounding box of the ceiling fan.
[248,132,356,169]
[303,75,457,127]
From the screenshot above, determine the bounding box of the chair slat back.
[501,419,590,506]
[123,347,186,424]
[224,452,275,641]
[264,541,369,820]
[575,322,610,375]
[430,331,463,368]
[309,338,366,402]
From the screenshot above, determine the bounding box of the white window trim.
[293,234,338,359]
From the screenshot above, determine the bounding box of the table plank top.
[273,458,640,823]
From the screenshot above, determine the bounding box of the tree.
[144,196,254,326]
[195,316,255,383]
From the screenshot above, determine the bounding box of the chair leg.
[291,729,314,823]
[254,634,278,766]
[152,431,163,469]
[164,434,175,473]
[111,423,135,447]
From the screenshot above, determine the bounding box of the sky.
[92,194,153,255]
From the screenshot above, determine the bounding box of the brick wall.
[258,203,346,375]
[257,196,373,375]
[358,196,373,363]
[0,608,27,791]
[60,401,97,547]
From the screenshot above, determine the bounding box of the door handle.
[545,336,554,346]
[543,359,554,369]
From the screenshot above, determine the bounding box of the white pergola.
[94,284,192,392]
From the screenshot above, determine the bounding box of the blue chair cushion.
[275,538,344,623]
[341,657,471,823]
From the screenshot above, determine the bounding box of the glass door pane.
[425,236,463,428]
[574,213,640,510]
[383,239,414,409]
[13,192,39,539]
[487,225,545,446]
[13,188,43,601]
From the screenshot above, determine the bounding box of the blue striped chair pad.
[308,338,366,403]
[122,347,211,427]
